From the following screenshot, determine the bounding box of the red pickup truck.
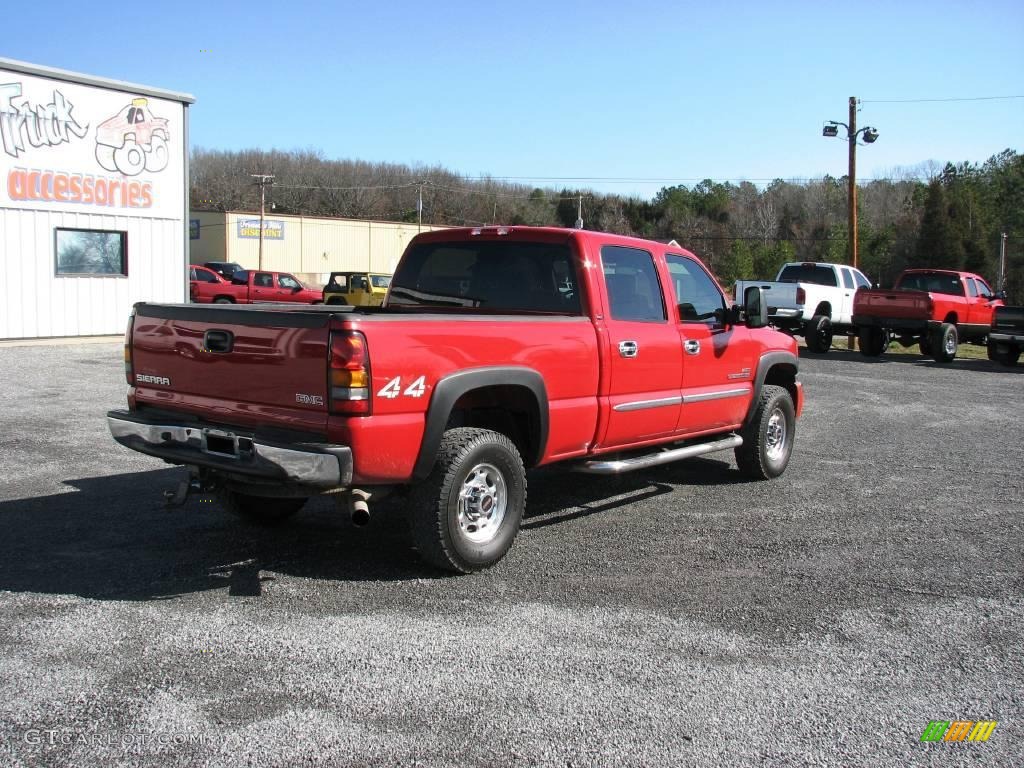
[188,265,229,303]
[852,269,1005,362]
[108,226,804,573]
[198,269,323,305]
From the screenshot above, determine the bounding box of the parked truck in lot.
[108,226,804,573]
[203,270,323,305]
[322,272,392,306]
[988,305,1024,366]
[852,269,1004,362]
[734,262,873,353]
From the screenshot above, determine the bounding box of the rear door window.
[601,246,666,322]
[840,268,855,289]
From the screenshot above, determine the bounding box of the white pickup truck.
[735,262,873,353]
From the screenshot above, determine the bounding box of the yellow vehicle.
[322,272,392,306]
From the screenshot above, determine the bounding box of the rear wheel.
[220,489,306,524]
[410,428,525,574]
[918,334,933,356]
[804,314,833,353]
[931,323,958,363]
[858,326,887,357]
[213,297,234,304]
[735,385,796,480]
[989,341,1020,366]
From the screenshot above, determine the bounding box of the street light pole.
[823,99,878,272]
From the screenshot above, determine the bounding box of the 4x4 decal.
[377,376,427,399]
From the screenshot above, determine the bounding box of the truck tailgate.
[853,289,931,320]
[130,304,331,433]
[735,280,799,311]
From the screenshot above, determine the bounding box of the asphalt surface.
[0,341,1021,767]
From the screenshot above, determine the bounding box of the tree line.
[190,147,1024,301]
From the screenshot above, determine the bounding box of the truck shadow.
[0,457,748,601]
[803,346,1023,374]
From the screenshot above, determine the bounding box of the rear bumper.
[852,315,937,334]
[107,409,351,490]
[989,331,1024,344]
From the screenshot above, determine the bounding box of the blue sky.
[6,0,1022,197]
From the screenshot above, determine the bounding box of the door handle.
[684,339,701,355]
[618,340,638,358]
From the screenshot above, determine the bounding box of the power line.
[862,95,1024,104]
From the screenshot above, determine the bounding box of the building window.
[55,228,127,276]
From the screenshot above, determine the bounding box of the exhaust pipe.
[348,489,371,526]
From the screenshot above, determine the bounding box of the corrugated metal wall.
[0,207,184,338]
[192,212,448,280]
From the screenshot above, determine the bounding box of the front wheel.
[804,314,833,353]
[213,297,234,304]
[931,323,958,363]
[858,326,887,357]
[220,489,306,524]
[326,297,348,306]
[410,428,526,573]
[735,385,796,480]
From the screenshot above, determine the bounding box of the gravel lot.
[0,341,1021,767]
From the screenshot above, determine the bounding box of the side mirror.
[744,286,768,329]
[993,290,1007,301]
[293,285,302,293]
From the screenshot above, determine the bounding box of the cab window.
[854,270,872,289]
[278,275,300,290]
[254,273,274,287]
[841,268,855,290]
[601,246,666,322]
[974,278,992,297]
[665,254,725,324]
[966,279,978,298]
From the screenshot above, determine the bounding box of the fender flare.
[745,351,799,425]
[412,366,548,480]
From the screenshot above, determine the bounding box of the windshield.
[371,275,392,289]
[777,264,837,287]
[389,241,581,314]
[896,272,964,296]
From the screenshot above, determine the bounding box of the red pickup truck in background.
[109,226,804,573]
[188,265,229,303]
[199,269,323,305]
[852,268,1005,362]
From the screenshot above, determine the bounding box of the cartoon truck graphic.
[95,98,169,176]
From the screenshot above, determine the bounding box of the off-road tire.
[409,427,526,574]
[804,314,833,353]
[220,489,306,524]
[735,385,796,480]
[326,297,348,305]
[931,322,958,363]
[989,341,1020,366]
[858,326,887,357]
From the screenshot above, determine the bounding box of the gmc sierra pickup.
[108,226,804,573]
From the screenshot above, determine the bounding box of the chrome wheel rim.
[457,463,507,544]
[765,408,787,462]
[944,331,957,355]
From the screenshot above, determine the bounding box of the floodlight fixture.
[822,123,839,137]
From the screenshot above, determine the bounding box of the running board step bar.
[573,434,743,475]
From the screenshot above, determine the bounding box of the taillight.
[329,331,371,415]
[795,286,806,306]
[124,312,135,385]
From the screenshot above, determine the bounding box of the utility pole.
[251,174,274,271]
[999,232,1008,292]
[417,182,423,232]
[848,97,858,270]
[575,194,583,229]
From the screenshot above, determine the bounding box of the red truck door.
[967,277,997,328]
[251,272,276,302]
[596,245,683,447]
[665,254,756,434]
[277,273,306,302]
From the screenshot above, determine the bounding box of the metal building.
[189,210,448,284]
[0,57,192,339]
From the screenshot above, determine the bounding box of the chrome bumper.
[107,410,351,489]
